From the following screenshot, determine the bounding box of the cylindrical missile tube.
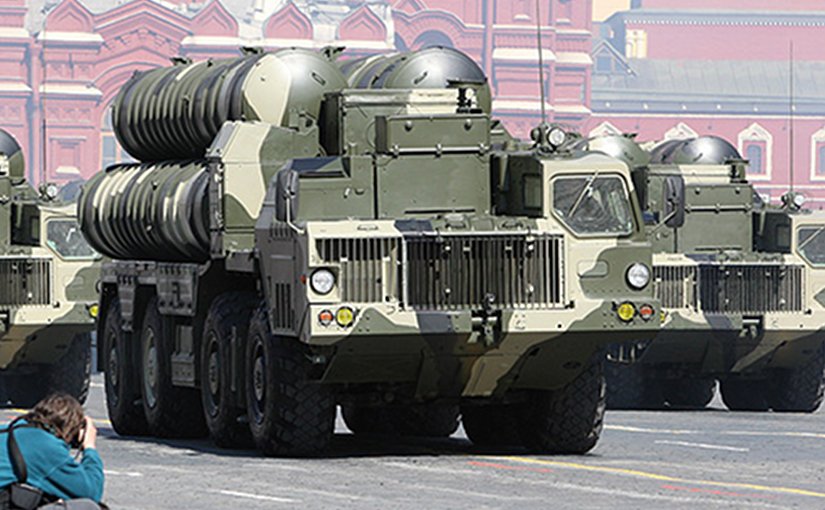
[112,48,348,162]
[79,161,210,261]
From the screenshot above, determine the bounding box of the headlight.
[626,263,650,290]
[310,269,335,295]
[547,127,567,147]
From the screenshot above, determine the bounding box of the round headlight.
[310,269,335,295]
[547,127,567,147]
[626,263,650,290]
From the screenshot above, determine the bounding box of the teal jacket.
[0,420,104,502]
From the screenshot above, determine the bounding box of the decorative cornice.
[612,9,825,27]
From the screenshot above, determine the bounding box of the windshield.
[798,226,825,266]
[552,175,634,236]
[46,219,98,259]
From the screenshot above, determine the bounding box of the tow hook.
[742,316,763,339]
[471,293,501,346]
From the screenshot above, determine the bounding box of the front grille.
[699,264,804,314]
[404,234,564,310]
[317,238,402,303]
[0,258,52,306]
[653,265,697,309]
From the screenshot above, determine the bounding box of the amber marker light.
[318,310,334,326]
[616,302,636,322]
[336,307,355,328]
[638,304,655,321]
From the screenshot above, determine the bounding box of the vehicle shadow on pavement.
[97,429,582,460]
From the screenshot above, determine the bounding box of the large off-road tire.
[388,404,460,438]
[662,378,715,409]
[5,333,93,408]
[341,405,395,436]
[139,297,206,438]
[245,305,335,456]
[768,342,825,413]
[103,298,148,436]
[719,379,770,411]
[517,353,606,454]
[47,332,92,404]
[605,359,664,410]
[461,405,521,447]
[201,292,258,448]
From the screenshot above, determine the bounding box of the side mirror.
[663,175,685,228]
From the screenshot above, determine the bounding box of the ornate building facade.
[590,1,825,204]
[0,0,592,182]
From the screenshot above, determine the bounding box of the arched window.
[100,106,132,169]
[745,144,764,175]
[810,127,825,180]
[818,145,825,176]
[738,123,772,180]
[412,30,453,49]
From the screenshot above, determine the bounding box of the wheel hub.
[207,349,220,397]
[252,352,265,403]
[143,330,159,408]
[108,341,119,390]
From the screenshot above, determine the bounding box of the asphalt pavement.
[7,375,825,509]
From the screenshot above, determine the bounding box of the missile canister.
[340,46,492,113]
[0,129,25,184]
[79,161,210,261]
[649,136,741,165]
[112,48,348,162]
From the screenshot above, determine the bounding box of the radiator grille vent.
[271,283,294,330]
[0,258,52,306]
[317,237,401,303]
[404,235,564,310]
[653,265,696,309]
[699,264,804,314]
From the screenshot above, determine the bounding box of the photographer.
[0,394,104,508]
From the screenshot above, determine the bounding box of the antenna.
[39,12,48,186]
[535,0,547,125]
[789,40,794,193]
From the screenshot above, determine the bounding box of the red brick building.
[0,0,592,183]
[590,0,825,205]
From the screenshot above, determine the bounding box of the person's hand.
[81,416,98,450]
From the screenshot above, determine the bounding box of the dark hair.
[22,393,85,445]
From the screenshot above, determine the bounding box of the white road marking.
[608,424,825,440]
[216,490,298,503]
[515,478,785,509]
[654,440,750,452]
[396,482,540,501]
[90,382,104,388]
[607,425,699,435]
[104,470,143,477]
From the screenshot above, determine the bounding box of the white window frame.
[663,122,697,141]
[737,122,772,182]
[589,121,621,138]
[810,126,825,182]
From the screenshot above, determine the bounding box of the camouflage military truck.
[79,46,659,456]
[586,135,825,412]
[0,129,100,406]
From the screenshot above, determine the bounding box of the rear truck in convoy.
[0,128,100,406]
[585,135,825,412]
[79,47,659,456]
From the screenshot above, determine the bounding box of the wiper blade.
[567,173,599,217]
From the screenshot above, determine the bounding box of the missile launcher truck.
[80,46,659,456]
[587,135,825,412]
[0,129,99,406]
